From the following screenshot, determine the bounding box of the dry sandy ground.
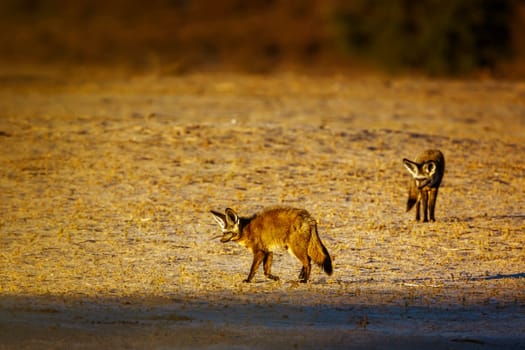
[0,66,524,349]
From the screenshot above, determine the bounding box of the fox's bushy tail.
[407,179,418,212]
[308,223,333,275]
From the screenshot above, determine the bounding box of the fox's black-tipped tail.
[312,244,332,276]
[406,179,418,212]
[407,197,417,212]
[308,224,333,276]
[321,248,333,276]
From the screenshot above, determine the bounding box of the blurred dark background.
[1,0,524,76]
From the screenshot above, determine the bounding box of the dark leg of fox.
[263,252,279,281]
[428,188,438,222]
[421,190,429,222]
[298,260,311,282]
[295,255,311,283]
[415,199,421,221]
[244,251,265,283]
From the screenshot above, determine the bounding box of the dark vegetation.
[336,0,517,75]
[0,0,523,76]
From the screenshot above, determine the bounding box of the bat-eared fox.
[211,207,333,283]
[403,149,445,222]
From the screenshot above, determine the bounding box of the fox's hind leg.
[291,248,310,283]
[298,257,311,282]
[428,188,438,222]
[263,252,279,281]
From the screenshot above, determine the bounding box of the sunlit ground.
[0,66,524,349]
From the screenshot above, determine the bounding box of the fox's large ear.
[403,159,419,177]
[210,210,226,229]
[225,208,239,225]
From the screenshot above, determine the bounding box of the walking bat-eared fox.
[211,207,333,283]
[403,149,445,222]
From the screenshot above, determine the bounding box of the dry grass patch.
[0,70,524,348]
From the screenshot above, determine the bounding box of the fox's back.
[245,207,312,247]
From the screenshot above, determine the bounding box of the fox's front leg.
[244,251,265,283]
[263,252,279,281]
[421,190,429,222]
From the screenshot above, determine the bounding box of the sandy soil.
[0,67,524,349]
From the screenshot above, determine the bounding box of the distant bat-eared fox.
[211,207,333,283]
[403,149,445,222]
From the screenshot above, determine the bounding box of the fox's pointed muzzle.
[220,236,232,243]
[220,232,234,243]
[416,177,431,189]
[221,231,242,243]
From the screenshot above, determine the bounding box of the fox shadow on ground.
[472,273,525,281]
[444,214,525,223]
